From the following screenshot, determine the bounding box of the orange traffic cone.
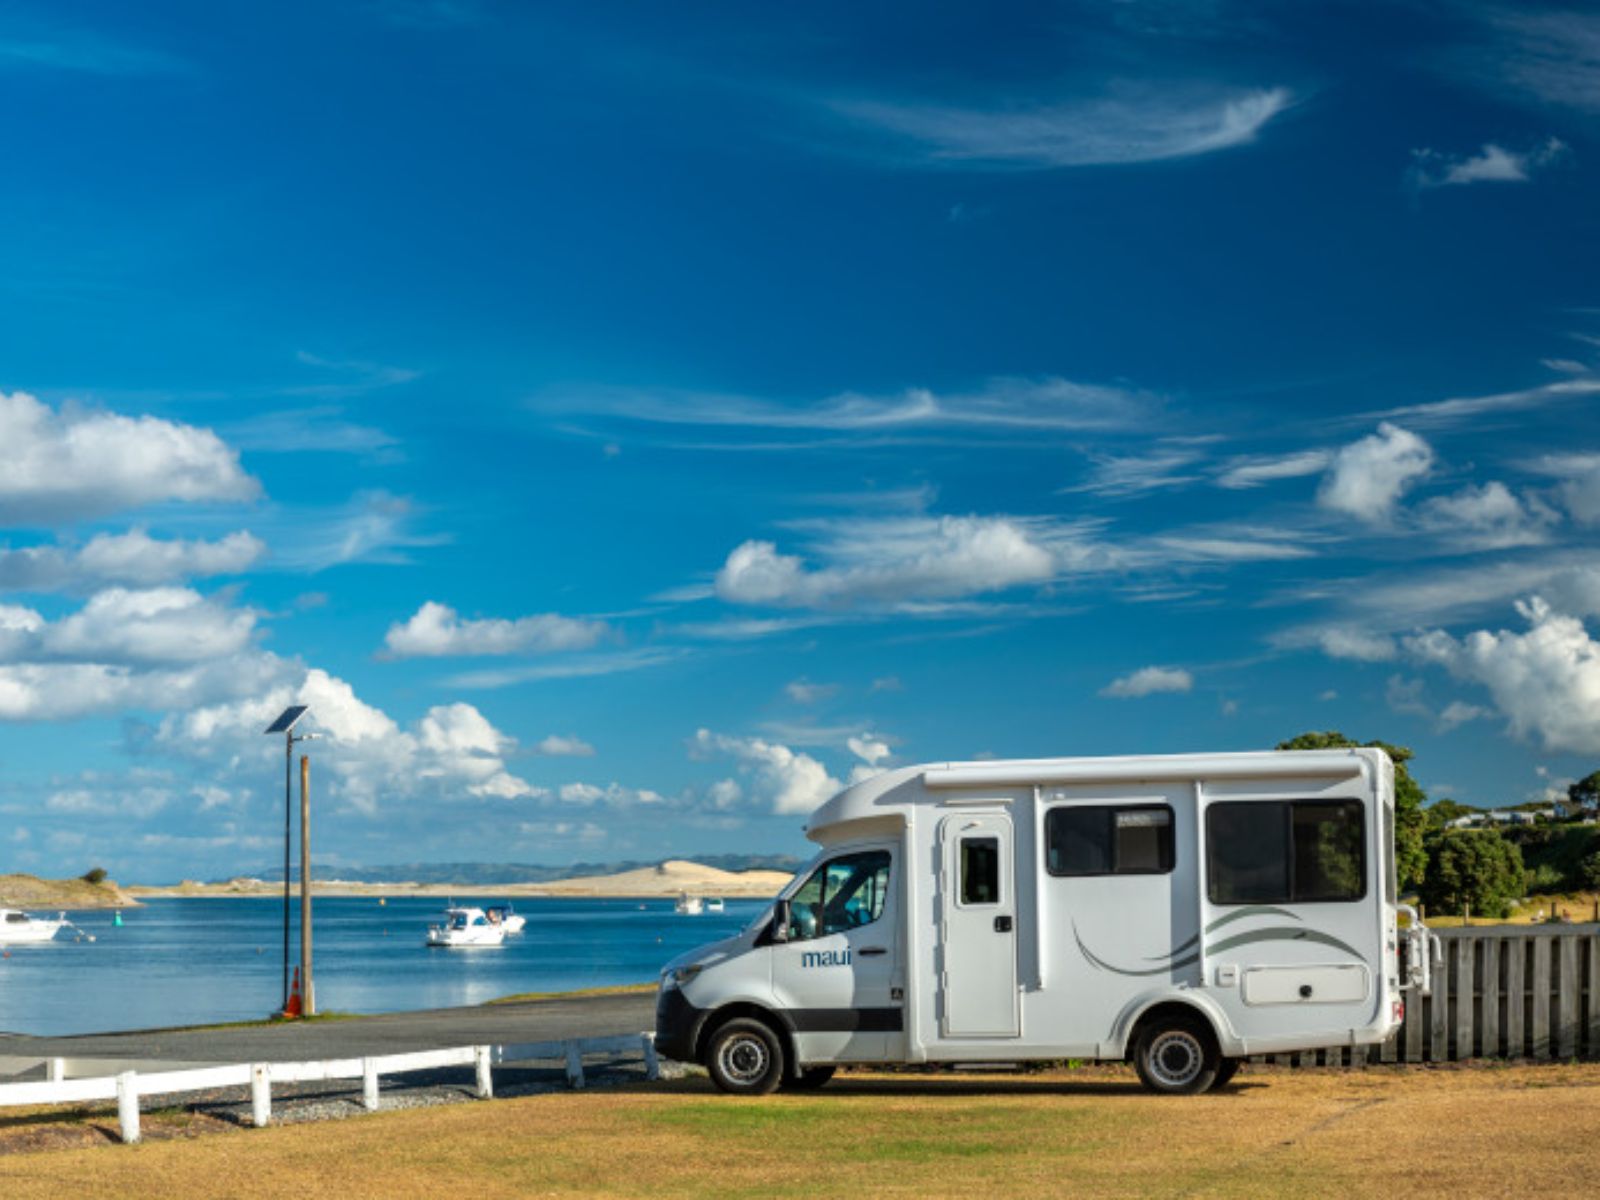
[282,967,303,1019]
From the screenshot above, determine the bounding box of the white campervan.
[656,748,1436,1095]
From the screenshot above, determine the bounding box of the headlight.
[671,963,705,987]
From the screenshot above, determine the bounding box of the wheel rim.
[718,1034,770,1085]
[1147,1030,1204,1089]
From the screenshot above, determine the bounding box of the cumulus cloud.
[1101,666,1193,698]
[1409,138,1566,189]
[832,85,1292,168]
[0,530,265,593]
[0,391,258,523]
[0,587,259,667]
[1521,453,1600,524]
[715,515,1062,610]
[556,781,666,807]
[383,600,611,658]
[160,668,541,813]
[1317,423,1433,523]
[1406,598,1600,754]
[1418,482,1559,549]
[691,729,842,815]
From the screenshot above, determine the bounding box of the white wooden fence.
[0,1032,658,1144]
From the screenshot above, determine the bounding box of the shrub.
[1582,851,1600,892]
[1528,863,1566,894]
[81,867,108,885]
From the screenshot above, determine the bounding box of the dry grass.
[1,1063,1597,1198]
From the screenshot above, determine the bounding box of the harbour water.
[0,896,765,1037]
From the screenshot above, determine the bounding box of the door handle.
[858,946,888,957]
[994,915,1013,933]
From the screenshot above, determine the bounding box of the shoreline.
[125,882,786,900]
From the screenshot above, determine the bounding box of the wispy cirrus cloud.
[828,85,1294,169]
[1360,377,1600,430]
[1469,8,1600,114]
[535,376,1157,436]
[0,32,185,76]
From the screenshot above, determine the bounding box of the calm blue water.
[0,897,763,1036]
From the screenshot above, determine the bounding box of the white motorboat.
[674,893,704,916]
[485,904,526,934]
[704,897,726,913]
[425,906,505,947]
[0,909,68,945]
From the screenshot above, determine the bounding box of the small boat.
[705,897,725,913]
[485,904,526,934]
[425,906,505,948]
[674,892,704,916]
[0,909,68,945]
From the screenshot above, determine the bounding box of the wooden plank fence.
[1253,924,1600,1066]
[0,1032,657,1144]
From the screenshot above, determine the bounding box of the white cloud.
[1386,674,1431,718]
[535,734,595,757]
[1101,666,1193,698]
[691,729,842,815]
[1438,700,1492,732]
[0,530,264,593]
[846,731,894,785]
[1475,11,1600,114]
[1409,138,1566,189]
[715,515,1062,610]
[383,600,611,658]
[556,781,666,808]
[1520,452,1600,524]
[1304,626,1399,663]
[1365,378,1600,430]
[538,376,1155,435]
[268,491,448,571]
[832,85,1292,168]
[785,678,838,705]
[0,391,258,523]
[1417,481,1559,548]
[1065,448,1203,497]
[1215,450,1331,490]
[1406,597,1600,754]
[0,587,259,667]
[517,820,606,844]
[1317,423,1433,523]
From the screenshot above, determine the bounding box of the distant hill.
[235,853,806,887]
[0,873,139,910]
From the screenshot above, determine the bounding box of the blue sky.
[2,0,1599,882]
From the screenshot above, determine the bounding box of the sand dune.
[523,859,792,897]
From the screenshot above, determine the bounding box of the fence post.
[1430,942,1451,1061]
[1532,938,1552,1059]
[1587,936,1600,1059]
[642,1033,660,1081]
[474,1046,494,1100]
[251,1063,272,1128]
[1558,937,1580,1059]
[362,1058,380,1111]
[1481,938,1501,1060]
[47,1058,65,1083]
[116,1071,140,1144]
[565,1042,585,1089]
[1454,938,1474,1059]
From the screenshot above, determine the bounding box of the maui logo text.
[801,949,852,968]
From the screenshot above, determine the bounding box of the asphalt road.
[0,991,658,1076]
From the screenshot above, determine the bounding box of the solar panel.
[264,705,310,734]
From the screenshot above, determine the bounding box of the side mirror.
[771,900,791,943]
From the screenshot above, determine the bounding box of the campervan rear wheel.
[706,1018,786,1095]
[783,1066,836,1090]
[1132,1018,1220,1095]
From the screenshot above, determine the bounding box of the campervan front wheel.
[1132,1017,1221,1095]
[705,1017,786,1095]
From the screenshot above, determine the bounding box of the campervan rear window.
[1045,805,1174,876]
[1206,800,1366,905]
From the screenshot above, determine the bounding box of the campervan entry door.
[939,813,1020,1039]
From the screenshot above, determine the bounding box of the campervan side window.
[785,850,892,941]
[1045,805,1174,876]
[1207,800,1366,905]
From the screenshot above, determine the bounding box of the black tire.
[782,1065,836,1091]
[1210,1058,1241,1090]
[1132,1016,1221,1095]
[705,1017,786,1095]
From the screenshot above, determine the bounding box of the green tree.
[1567,772,1600,819]
[81,866,108,885]
[1276,731,1427,889]
[1581,851,1600,892]
[1420,829,1528,919]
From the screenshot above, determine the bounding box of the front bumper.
[654,985,705,1063]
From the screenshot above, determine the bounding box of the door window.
[785,850,891,942]
[960,837,1001,905]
